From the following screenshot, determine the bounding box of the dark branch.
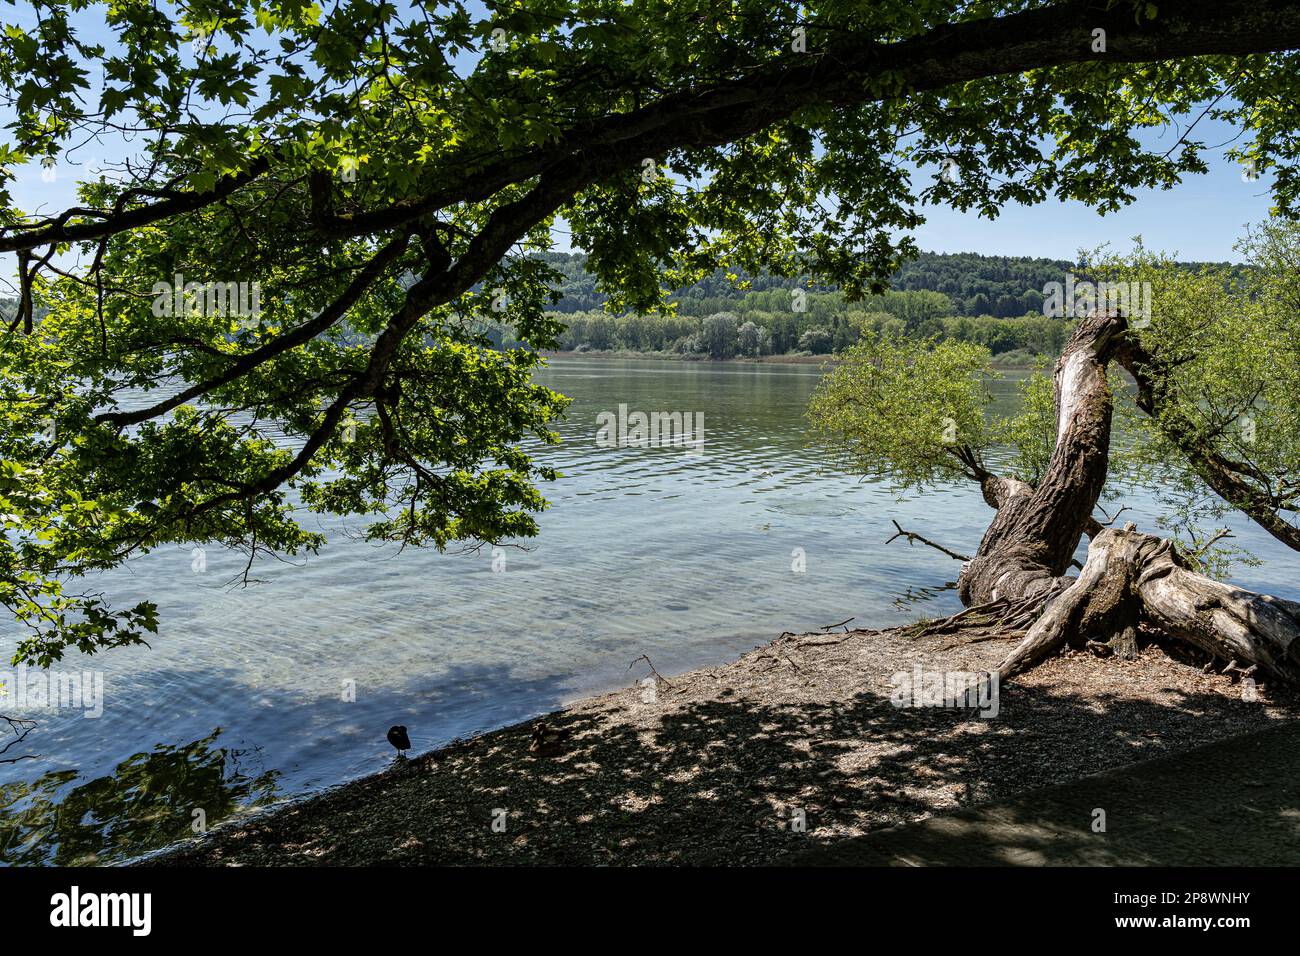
[886,520,972,562]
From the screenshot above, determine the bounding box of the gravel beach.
[149,624,1300,866]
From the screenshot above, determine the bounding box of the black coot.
[387,725,411,757]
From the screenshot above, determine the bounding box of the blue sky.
[546,130,1273,264]
[551,110,1278,264]
[908,121,1274,263]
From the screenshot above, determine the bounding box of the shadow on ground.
[783,718,1300,866]
[150,653,1300,865]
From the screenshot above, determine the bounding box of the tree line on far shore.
[540,303,1069,364]
[473,250,1247,363]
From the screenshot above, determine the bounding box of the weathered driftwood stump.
[942,311,1300,686]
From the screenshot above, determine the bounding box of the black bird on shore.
[387,725,411,758]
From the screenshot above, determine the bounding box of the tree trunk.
[954,311,1300,686]
[959,311,1122,608]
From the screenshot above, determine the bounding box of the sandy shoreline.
[143,621,1300,866]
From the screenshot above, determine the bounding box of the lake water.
[1,356,1296,865]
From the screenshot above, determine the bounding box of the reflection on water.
[891,580,960,612]
[0,730,278,866]
[1,357,1296,865]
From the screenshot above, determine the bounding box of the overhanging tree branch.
[95,228,416,428]
[7,1,1300,256]
[0,159,271,254]
[1116,336,1300,553]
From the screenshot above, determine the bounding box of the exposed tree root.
[905,593,1048,641]
[1135,536,1300,684]
[998,525,1300,685]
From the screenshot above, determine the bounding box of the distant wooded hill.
[539,250,1248,318]
[519,250,1256,362]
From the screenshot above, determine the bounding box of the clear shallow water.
[1,356,1295,865]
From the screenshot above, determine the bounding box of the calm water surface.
[1,357,1295,864]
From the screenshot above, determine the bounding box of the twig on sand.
[629,654,673,688]
[886,520,971,562]
[756,649,802,672]
[798,636,850,647]
[820,617,855,632]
